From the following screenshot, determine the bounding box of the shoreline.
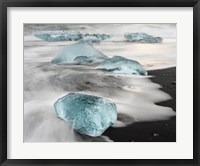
[104,67,176,142]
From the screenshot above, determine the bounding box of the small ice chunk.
[124,32,163,43]
[96,56,148,75]
[51,43,107,64]
[54,93,117,137]
[153,133,159,137]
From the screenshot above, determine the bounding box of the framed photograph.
[0,0,199,165]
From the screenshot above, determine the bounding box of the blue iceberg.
[96,56,148,75]
[34,31,110,43]
[79,34,110,43]
[124,32,163,43]
[34,32,82,42]
[54,93,117,137]
[51,43,108,65]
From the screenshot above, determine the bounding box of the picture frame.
[0,0,199,165]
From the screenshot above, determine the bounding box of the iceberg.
[79,34,110,43]
[54,93,117,137]
[124,32,163,43]
[34,31,82,42]
[51,43,108,64]
[34,31,110,43]
[96,56,148,75]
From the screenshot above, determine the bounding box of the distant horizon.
[24,23,176,39]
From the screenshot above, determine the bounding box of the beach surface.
[104,67,176,142]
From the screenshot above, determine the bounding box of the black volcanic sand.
[103,67,176,142]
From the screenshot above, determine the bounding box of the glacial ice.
[73,56,93,65]
[124,32,163,43]
[96,56,148,75]
[79,34,110,43]
[54,93,117,137]
[51,43,108,64]
[34,31,110,43]
[80,36,104,43]
[34,32,82,42]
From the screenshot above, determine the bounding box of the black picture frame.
[0,0,199,165]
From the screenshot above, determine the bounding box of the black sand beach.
[104,67,176,142]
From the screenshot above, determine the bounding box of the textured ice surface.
[124,33,163,43]
[96,56,148,75]
[34,32,82,41]
[73,56,93,65]
[79,34,110,43]
[54,93,117,137]
[51,43,107,64]
[34,31,110,43]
